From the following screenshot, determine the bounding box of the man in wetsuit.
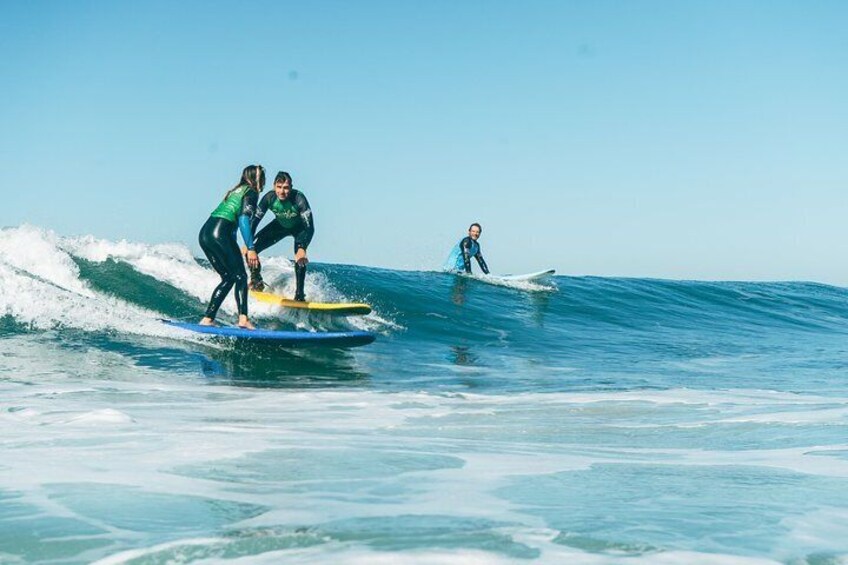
[247,171,314,301]
[445,223,490,275]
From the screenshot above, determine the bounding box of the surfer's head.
[222,165,265,200]
[240,165,266,192]
[274,171,293,200]
[468,223,482,240]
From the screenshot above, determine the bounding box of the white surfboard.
[492,269,556,282]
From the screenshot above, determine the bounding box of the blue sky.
[2,1,847,281]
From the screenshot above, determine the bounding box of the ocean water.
[2,223,848,564]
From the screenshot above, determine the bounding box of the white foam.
[0,226,209,343]
[456,271,558,293]
[61,232,289,320]
[0,224,93,297]
[62,233,224,306]
[91,537,226,565]
[92,535,789,565]
[62,233,324,318]
[3,377,847,563]
[218,546,528,565]
[778,507,848,558]
[63,408,135,425]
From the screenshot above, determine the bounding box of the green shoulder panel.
[210,185,251,223]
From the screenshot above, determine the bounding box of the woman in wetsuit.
[198,164,266,328]
[247,171,315,301]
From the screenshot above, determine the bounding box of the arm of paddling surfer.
[460,238,474,273]
[473,248,489,275]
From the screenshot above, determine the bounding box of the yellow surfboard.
[250,290,372,316]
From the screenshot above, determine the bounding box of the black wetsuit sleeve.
[475,249,490,274]
[241,190,258,219]
[293,191,315,250]
[460,237,473,273]
[250,192,273,233]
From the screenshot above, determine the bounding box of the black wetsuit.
[198,189,258,319]
[250,189,314,300]
[459,236,489,274]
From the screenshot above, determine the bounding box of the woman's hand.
[246,249,260,269]
[295,248,309,267]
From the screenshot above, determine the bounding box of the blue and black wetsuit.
[198,185,258,319]
[249,189,314,300]
[445,236,490,274]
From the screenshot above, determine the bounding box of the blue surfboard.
[162,320,376,348]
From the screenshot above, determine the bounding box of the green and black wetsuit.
[250,189,314,300]
[198,184,258,318]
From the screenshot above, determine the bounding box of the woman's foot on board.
[199,317,216,326]
[237,315,255,330]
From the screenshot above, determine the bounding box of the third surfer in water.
[444,223,490,275]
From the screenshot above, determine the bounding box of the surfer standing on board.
[445,223,490,275]
[198,165,265,329]
[246,171,315,301]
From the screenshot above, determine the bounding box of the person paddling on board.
[445,223,490,275]
[246,171,315,301]
[198,164,265,329]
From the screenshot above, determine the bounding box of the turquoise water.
[2,224,848,564]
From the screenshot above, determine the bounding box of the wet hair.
[274,171,293,185]
[223,164,265,200]
[469,223,482,232]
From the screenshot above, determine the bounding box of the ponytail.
[222,164,265,200]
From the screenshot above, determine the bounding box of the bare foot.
[199,317,215,326]
[237,316,255,330]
